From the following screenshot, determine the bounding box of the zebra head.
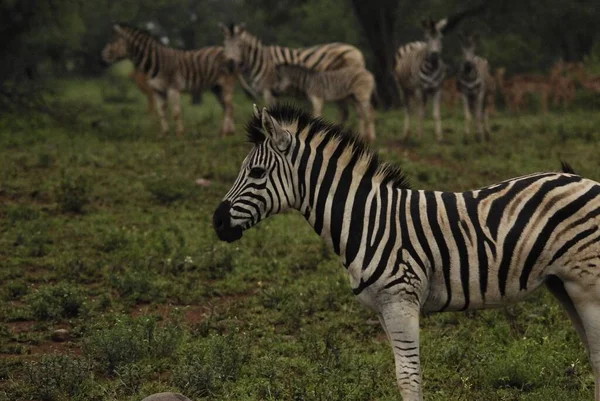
[459,33,478,76]
[219,22,248,71]
[101,24,129,64]
[421,18,447,67]
[213,105,296,243]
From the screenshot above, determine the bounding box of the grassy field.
[1,74,600,401]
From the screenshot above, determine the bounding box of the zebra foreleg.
[308,95,324,118]
[220,80,236,136]
[432,89,443,142]
[154,90,170,136]
[382,302,423,401]
[402,90,412,141]
[461,93,472,142]
[416,90,425,141]
[167,89,184,138]
[336,100,350,126]
[474,92,485,142]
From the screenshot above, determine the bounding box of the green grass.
[1,74,599,400]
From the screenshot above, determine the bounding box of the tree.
[351,0,401,109]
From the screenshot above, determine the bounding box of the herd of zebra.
[102,20,600,401]
[101,17,501,143]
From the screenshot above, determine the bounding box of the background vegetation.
[1,1,600,400]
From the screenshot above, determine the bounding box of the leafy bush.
[84,316,182,375]
[172,332,250,397]
[23,354,93,401]
[28,283,86,320]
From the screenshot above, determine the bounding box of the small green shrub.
[4,280,28,300]
[84,316,182,375]
[28,283,86,320]
[56,172,91,213]
[24,354,93,401]
[172,332,250,397]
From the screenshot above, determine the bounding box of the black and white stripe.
[219,23,365,111]
[101,23,238,136]
[214,104,600,401]
[456,33,496,141]
[274,65,376,141]
[394,18,448,141]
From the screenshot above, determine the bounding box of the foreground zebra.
[101,23,237,137]
[456,33,496,141]
[219,23,364,122]
[274,65,376,142]
[394,18,447,142]
[213,104,600,400]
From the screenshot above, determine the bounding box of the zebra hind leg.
[336,100,350,126]
[561,270,600,400]
[167,89,184,138]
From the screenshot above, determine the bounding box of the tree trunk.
[350,0,401,109]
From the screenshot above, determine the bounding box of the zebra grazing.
[456,33,496,142]
[395,18,447,142]
[101,23,237,137]
[219,23,364,123]
[274,65,376,142]
[214,104,600,401]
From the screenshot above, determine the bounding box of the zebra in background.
[101,23,238,137]
[456,32,496,142]
[273,65,376,142]
[219,23,365,122]
[394,18,447,142]
[214,103,600,401]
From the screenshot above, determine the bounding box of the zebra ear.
[261,108,291,152]
[113,24,125,35]
[218,22,229,37]
[253,104,261,119]
[234,23,246,35]
[435,18,448,33]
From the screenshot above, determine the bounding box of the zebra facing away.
[213,104,600,401]
[395,18,447,142]
[274,65,376,142]
[456,33,496,142]
[219,23,365,123]
[101,23,237,137]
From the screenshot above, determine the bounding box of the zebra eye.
[249,167,267,179]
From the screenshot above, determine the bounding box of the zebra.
[394,18,447,142]
[273,65,376,142]
[213,103,600,401]
[456,33,496,142]
[101,23,238,137]
[219,23,365,123]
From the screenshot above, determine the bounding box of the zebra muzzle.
[213,201,243,243]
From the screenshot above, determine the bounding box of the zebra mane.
[246,104,410,189]
[114,23,161,43]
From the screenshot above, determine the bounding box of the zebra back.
[108,24,233,92]
[269,42,365,71]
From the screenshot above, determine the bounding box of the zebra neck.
[294,144,397,268]
[242,37,274,87]
[128,36,154,74]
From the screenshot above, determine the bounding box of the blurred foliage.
[0,0,599,110]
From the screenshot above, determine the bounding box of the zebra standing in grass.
[101,23,238,137]
[394,18,447,142]
[456,33,496,142]
[214,103,600,401]
[219,23,365,122]
[273,65,376,142]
